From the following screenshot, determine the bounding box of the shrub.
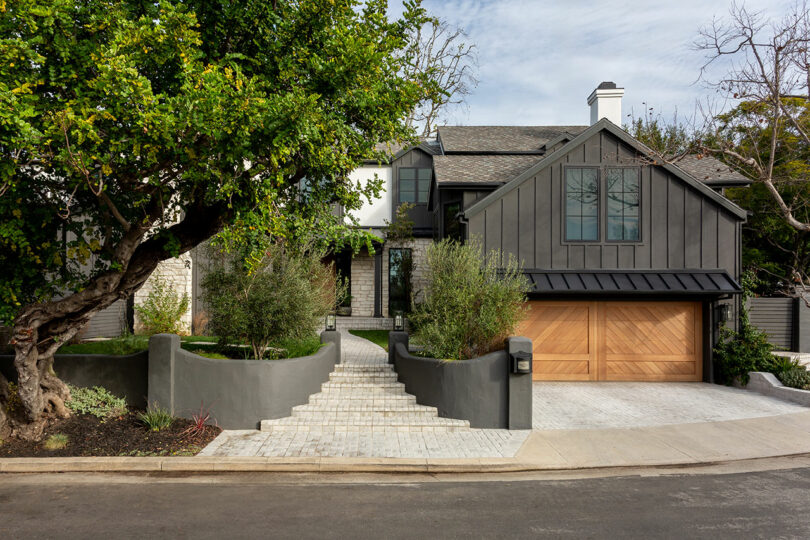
[776,368,810,390]
[137,403,174,431]
[714,271,775,385]
[66,384,127,419]
[409,239,529,360]
[766,354,802,375]
[201,243,337,359]
[134,276,190,335]
[43,433,69,450]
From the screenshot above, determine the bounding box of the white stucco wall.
[346,165,392,228]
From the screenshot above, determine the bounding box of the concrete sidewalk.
[3,410,810,473]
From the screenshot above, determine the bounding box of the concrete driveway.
[533,382,807,430]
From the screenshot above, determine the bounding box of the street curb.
[3,453,810,474]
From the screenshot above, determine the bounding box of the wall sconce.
[715,303,733,324]
[394,313,405,332]
[325,314,336,332]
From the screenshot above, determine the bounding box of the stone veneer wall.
[134,253,194,334]
[350,249,376,317]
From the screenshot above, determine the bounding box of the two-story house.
[343,82,749,383]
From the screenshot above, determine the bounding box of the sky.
[389,0,793,127]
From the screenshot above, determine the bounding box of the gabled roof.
[673,154,752,186]
[367,139,440,164]
[463,119,748,221]
[433,155,541,185]
[437,125,588,153]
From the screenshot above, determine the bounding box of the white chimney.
[587,81,624,125]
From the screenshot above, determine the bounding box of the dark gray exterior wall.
[393,342,509,428]
[465,131,741,278]
[148,333,339,429]
[393,148,435,235]
[799,300,810,353]
[0,352,148,408]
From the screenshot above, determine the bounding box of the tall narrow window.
[606,168,640,241]
[399,168,432,203]
[388,248,413,315]
[444,202,462,241]
[564,168,599,241]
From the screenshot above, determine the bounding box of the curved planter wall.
[0,351,148,408]
[148,333,339,429]
[393,343,510,429]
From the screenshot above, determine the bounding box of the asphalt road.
[2,464,810,539]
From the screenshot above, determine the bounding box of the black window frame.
[388,247,413,315]
[563,166,600,243]
[605,167,641,243]
[398,167,432,205]
[443,201,463,242]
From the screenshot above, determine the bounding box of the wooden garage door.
[520,301,702,382]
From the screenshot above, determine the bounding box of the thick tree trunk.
[0,200,230,440]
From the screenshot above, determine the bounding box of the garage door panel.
[521,302,597,381]
[524,300,702,382]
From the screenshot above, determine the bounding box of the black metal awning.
[523,270,741,296]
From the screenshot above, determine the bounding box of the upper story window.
[606,168,640,241]
[399,168,431,204]
[564,168,599,241]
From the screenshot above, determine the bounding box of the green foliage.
[714,271,776,385]
[57,335,149,355]
[134,277,190,335]
[384,202,416,244]
[348,330,390,351]
[137,403,174,432]
[713,99,810,295]
[66,384,127,419]
[776,368,810,390]
[766,354,802,375]
[201,243,336,359]
[0,0,436,325]
[625,108,694,160]
[410,239,529,360]
[43,433,69,450]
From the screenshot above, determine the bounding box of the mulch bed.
[0,409,221,458]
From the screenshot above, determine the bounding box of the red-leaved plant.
[181,401,217,439]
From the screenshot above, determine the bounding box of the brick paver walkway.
[533,381,806,430]
[200,332,529,458]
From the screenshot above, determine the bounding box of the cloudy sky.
[390,0,791,127]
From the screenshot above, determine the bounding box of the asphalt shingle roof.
[433,154,542,185]
[438,125,588,153]
[674,154,750,184]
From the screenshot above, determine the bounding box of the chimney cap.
[597,81,617,89]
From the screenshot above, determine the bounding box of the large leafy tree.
[0,0,434,438]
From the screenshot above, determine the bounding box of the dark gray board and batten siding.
[393,148,434,235]
[748,297,796,351]
[466,131,741,279]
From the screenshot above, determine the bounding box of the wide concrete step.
[320,381,405,390]
[293,402,438,414]
[290,410,441,420]
[333,364,393,373]
[329,372,398,384]
[260,417,470,431]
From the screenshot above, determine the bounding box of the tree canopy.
[0,0,436,436]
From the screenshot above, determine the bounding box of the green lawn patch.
[57,335,216,355]
[348,330,389,351]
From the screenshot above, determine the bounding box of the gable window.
[388,248,413,315]
[564,168,599,241]
[606,168,640,241]
[399,168,431,204]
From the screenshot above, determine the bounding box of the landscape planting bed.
[0,409,220,458]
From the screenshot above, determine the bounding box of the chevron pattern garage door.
[520,301,702,381]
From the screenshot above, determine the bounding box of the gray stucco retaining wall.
[0,352,148,408]
[735,371,810,407]
[392,338,531,429]
[148,332,339,429]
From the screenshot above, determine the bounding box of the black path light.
[325,313,337,332]
[394,312,405,332]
